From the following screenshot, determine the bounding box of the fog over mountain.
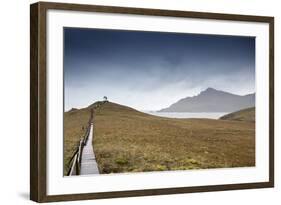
[159,88,255,113]
[64,28,255,111]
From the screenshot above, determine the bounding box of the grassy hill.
[64,102,255,175]
[63,107,91,175]
[220,107,255,122]
[92,102,255,174]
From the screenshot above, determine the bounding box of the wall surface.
[0,0,279,204]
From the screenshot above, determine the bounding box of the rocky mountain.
[159,88,255,112]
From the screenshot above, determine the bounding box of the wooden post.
[76,157,79,175]
[69,154,78,176]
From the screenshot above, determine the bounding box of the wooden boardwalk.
[80,123,100,175]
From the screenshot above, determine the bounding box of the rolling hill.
[92,102,255,173]
[220,107,255,122]
[63,107,92,175]
[159,88,255,112]
[64,101,255,174]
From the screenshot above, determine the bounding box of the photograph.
[63,28,256,176]
[29,2,274,202]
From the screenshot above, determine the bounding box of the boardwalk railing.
[67,101,107,176]
[67,110,93,176]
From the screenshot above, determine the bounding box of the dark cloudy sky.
[64,28,255,111]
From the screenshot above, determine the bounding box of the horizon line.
[64,87,255,112]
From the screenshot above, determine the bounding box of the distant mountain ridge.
[159,88,255,113]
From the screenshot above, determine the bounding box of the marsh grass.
[220,107,255,122]
[92,102,255,174]
[63,108,91,175]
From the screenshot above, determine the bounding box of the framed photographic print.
[30,1,274,202]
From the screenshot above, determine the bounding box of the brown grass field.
[63,108,91,175]
[64,102,255,175]
[220,107,255,122]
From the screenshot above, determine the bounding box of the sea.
[143,111,228,120]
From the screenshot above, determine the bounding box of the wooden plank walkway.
[80,123,100,175]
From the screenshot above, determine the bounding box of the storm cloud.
[64,28,255,111]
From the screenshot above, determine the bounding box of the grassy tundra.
[63,108,91,175]
[64,102,255,175]
[220,107,255,122]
